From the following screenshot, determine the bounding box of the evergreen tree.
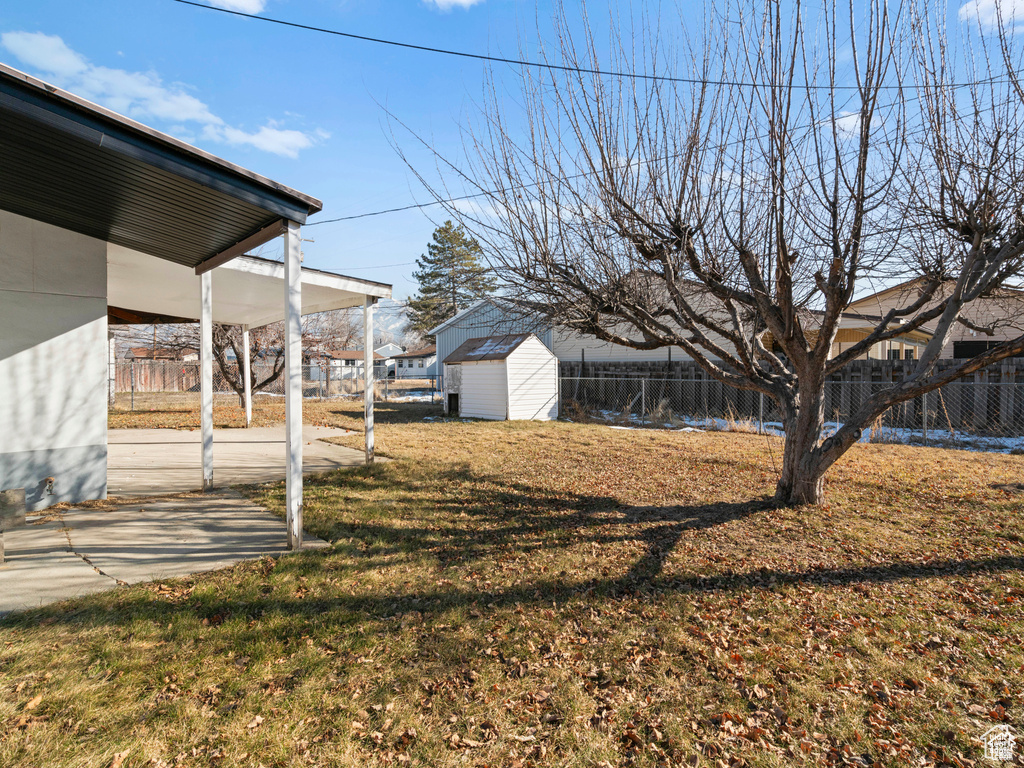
[407,221,496,337]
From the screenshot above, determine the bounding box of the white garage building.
[443,334,558,421]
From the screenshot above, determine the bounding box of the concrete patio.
[108,424,366,495]
[0,492,328,616]
[0,425,366,616]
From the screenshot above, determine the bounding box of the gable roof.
[444,334,539,364]
[394,346,437,358]
[322,349,384,360]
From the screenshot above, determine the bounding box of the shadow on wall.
[0,295,108,511]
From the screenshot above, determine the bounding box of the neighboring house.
[124,347,197,362]
[761,309,933,362]
[373,343,404,378]
[374,342,405,359]
[308,349,387,381]
[847,278,1024,358]
[431,296,937,396]
[443,334,558,420]
[429,299,691,388]
[392,346,437,379]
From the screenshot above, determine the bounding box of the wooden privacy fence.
[115,361,200,393]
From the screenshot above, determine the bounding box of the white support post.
[364,296,375,464]
[241,325,252,427]
[107,332,117,407]
[284,221,303,550]
[200,270,214,491]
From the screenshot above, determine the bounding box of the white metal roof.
[108,245,392,328]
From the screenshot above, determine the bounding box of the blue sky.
[0,0,1004,306]
[0,0,588,301]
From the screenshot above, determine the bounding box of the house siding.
[394,355,437,379]
[458,361,509,420]
[506,337,558,420]
[552,328,688,363]
[848,283,1024,358]
[0,210,108,511]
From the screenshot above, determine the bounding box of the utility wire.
[173,0,1021,227]
[173,0,1008,92]
[306,197,488,225]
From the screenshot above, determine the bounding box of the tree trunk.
[775,443,826,506]
[774,387,828,506]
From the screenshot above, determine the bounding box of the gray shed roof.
[443,334,538,364]
[0,63,322,271]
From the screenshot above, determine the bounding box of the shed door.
[459,362,509,420]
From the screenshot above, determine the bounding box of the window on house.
[888,349,901,360]
[417,359,424,367]
[345,359,355,366]
[953,340,1000,358]
[904,348,914,360]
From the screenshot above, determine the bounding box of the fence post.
[759,391,764,435]
[130,362,135,411]
[641,378,646,426]
[922,390,928,446]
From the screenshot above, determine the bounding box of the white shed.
[443,334,558,420]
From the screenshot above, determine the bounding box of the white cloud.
[206,124,329,158]
[833,111,862,138]
[959,0,1024,31]
[426,0,485,10]
[0,31,322,157]
[1,31,88,77]
[205,0,266,12]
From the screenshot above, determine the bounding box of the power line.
[307,87,1021,227]
[173,0,1007,92]
[306,197,487,225]
[333,260,418,270]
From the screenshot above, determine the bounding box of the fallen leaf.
[25,695,42,711]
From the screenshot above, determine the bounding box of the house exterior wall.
[848,283,1024,358]
[506,337,558,420]
[458,361,508,420]
[0,210,108,511]
[552,328,688,363]
[394,355,437,378]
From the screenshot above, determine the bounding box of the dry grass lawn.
[1,400,1022,767]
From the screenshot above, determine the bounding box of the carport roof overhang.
[109,248,392,328]
[0,63,322,270]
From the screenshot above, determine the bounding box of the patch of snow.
[581,411,1021,455]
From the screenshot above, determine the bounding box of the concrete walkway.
[0,492,328,616]
[109,425,366,495]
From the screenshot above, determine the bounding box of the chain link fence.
[559,377,1024,452]
[111,360,439,410]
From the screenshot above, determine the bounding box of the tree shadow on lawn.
[7,458,1023,636]
[299,462,770,577]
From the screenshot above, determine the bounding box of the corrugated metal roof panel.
[444,334,534,364]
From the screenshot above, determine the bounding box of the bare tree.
[118,309,361,404]
[401,0,1024,504]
